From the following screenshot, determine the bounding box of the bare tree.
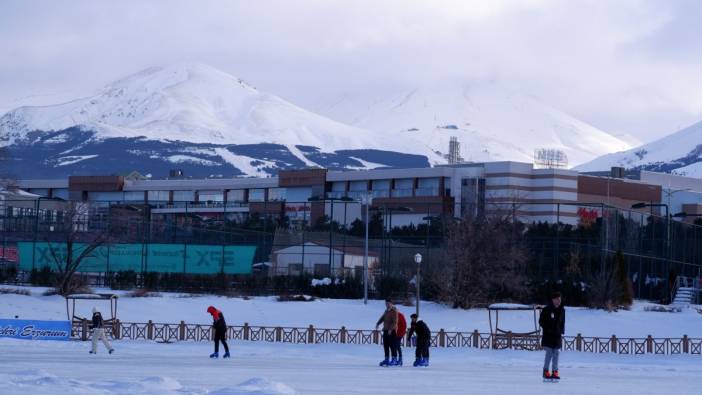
[589,249,633,311]
[441,212,529,308]
[42,201,113,295]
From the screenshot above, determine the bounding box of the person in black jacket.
[207,305,230,359]
[539,292,565,379]
[407,313,431,367]
[89,307,114,355]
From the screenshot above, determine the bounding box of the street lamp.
[359,192,373,305]
[414,253,422,317]
[632,202,671,301]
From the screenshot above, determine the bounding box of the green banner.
[18,242,255,274]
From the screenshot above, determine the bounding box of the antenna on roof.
[534,148,568,169]
[446,136,464,164]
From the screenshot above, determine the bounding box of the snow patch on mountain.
[55,154,99,167]
[212,148,275,177]
[576,120,702,174]
[317,83,633,167]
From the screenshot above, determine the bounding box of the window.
[123,191,145,202]
[87,192,123,202]
[148,190,170,202]
[331,182,346,192]
[227,190,245,202]
[349,181,368,192]
[249,189,265,202]
[268,188,286,202]
[199,190,224,202]
[172,190,195,202]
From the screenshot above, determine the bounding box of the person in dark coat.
[207,306,230,359]
[407,313,431,367]
[539,292,565,379]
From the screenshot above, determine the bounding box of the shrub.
[0,287,30,296]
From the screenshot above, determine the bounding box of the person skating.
[375,298,399,367]
[407,313,431,367]
[89,307,114,355]
[395,309,407,366]
[539,292,565,381]
[207,306,230,359]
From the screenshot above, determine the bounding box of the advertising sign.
[0,319,71,341]
[18,242,255,274]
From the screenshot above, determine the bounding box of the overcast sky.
[1,0,701,144]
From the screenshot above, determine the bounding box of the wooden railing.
[70,319,701,356]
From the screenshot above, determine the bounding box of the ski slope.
[0,338,700,395]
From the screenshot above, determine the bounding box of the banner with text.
[0,319,71,341]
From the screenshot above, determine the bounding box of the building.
[271,242,379,278]
[13,161,702,227]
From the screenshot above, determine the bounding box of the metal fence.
[71,319,702,356]
[2,199,702,300]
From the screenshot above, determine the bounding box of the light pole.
[360,192,373,305]
[414,253,422,317]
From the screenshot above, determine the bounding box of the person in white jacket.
[89,307,114,355]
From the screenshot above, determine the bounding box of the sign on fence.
[17,242,256,274]
[0,319,71,341]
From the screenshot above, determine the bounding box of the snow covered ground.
[1,287,701,394]
[1,287,700,337]
[0,338,700,395]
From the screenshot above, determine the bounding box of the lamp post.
[414,253,422,317]
[360,192,373,305]
[632,202,671,300]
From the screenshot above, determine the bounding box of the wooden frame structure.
[488,303,543,350]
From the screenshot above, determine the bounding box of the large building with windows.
[13,161,702,226]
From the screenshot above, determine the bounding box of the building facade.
[13,161,702,227]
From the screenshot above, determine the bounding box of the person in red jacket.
[207,306,230,359]
[395,310,407,366]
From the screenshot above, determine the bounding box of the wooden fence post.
[439,329,445,347]
[114,319,121,340]
[646,335,653,353]
[472,330,479,348]
[683,335,689,353]
[340,326,347,344]
[308,325,315,344]
[81,318,88,341]
[576,333,582,352]
[179,321,185,341]
[373,329,379,345]
[147,320,153,340]
[507,331,513,349]
[276,327,282,342]
[243,322,250,341]
[611,335,617,353]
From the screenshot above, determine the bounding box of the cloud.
[0,0,700,142]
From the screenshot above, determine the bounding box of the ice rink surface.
[1,338,700,395]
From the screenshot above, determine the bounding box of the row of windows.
[330,178,441,192]
[28,187,297,203]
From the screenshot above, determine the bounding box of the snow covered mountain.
[0,63,437,178]
[576,120,702,177]
[316,83,633,167]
